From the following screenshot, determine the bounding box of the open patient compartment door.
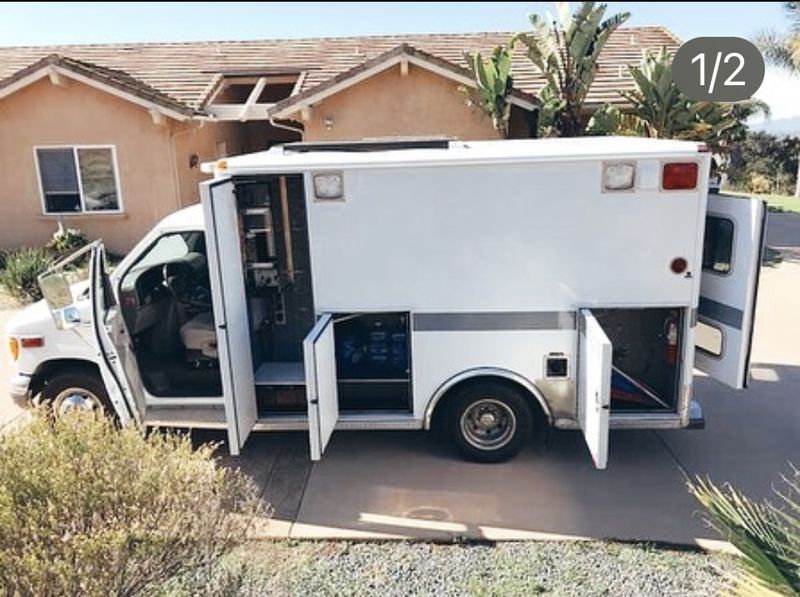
[201,178,257,455]
[304,313,339,460]
[578,309,612,470]
[695,195,766,389]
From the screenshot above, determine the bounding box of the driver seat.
[179,311,218,359]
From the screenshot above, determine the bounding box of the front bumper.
[8,373,32,407]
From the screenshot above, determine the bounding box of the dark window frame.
[702,214,735,276]
[34,145,124,215]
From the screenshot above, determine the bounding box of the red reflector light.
[19,336,44,348]
[662,162,698,190]
[670,257,688,274]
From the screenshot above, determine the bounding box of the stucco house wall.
[0,77,179,253]
[171,120,248,209]
[301,64,503,142]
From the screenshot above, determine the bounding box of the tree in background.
[727,131,800,195]
[462,42,516,138]
[756,1,800,196]
[591,49,770,160]
[518,1,629,137]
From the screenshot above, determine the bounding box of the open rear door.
[90,243,144,426]
[578,309,612,470]
[695,195,766,389]
[304,313,339,460]
[201,178,257,455]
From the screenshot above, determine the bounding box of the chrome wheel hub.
[460,398,517,450]
[54,387,101,417]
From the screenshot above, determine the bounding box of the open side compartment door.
[578,309,612,470]
[201,178,257,455]
[304,313,339,461]
[695,195,766,389]
[90,243,144,426]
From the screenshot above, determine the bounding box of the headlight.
[8,337,19,361]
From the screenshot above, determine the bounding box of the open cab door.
[695,195,767,389]
[304,313,339,460]
[578,309,612,469]
[39,241,143,425]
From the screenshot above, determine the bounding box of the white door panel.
[201,179,257,454]
[696,195,766,389]
[91,245,143,425]
[304,313,338,460]
[578,309,612,470]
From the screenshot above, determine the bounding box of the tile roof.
[269,43,540,118]
[0,28,680,115]
[0,54,193,115]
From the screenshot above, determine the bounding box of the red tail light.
[662,162,698,190]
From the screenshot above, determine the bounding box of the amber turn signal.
[8,337,19,361]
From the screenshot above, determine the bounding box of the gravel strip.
[217,540,732,596]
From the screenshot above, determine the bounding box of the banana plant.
[518,2,630,137]
[463,42,516,137]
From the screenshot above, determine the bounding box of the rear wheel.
[41,371,111,419]
[447,382,534,463]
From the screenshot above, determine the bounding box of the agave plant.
[463,42,516,137]
[518,1,630,137]
[691,469,800,596]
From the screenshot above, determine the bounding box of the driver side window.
[119,231,205,298]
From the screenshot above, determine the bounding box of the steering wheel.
[162,261,195,305]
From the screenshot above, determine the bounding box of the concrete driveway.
[2,213,798,546]
[236,212,800,545]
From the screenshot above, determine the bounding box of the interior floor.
[137,350,222,397]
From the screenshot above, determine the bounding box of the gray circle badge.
[673,37,765,102]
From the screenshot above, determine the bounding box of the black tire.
[41,370,113,420]
[446,382,534,463]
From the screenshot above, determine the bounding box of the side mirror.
[38,273,80,330]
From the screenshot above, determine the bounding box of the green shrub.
[0,247,53,303]
[0,411,267,597]
[46,226,89,258]
[747,173,774,195]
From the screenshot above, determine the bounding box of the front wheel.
[447,382,534,463]
[41,371,111,419]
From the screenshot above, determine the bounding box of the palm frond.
[755,29,798,71]
[690,475,800,596]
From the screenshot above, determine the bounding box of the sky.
[1,2,797,121]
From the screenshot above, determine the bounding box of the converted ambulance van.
[7,137,765,469]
